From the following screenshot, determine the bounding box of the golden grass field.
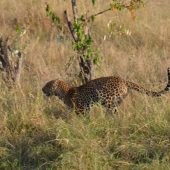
[0,0,170,169]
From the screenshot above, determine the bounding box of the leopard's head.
[42,79,70,100]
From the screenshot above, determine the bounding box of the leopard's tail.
[126,68,170,97]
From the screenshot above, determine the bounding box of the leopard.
[42,68,170,114]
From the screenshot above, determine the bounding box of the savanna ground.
[0,0,170,169]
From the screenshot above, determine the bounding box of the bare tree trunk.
[79,56,93,84]
[0,37,22,87]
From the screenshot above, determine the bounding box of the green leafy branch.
[45,3,62,31]
[73,17,98,63]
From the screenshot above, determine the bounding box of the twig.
[88,7,111,20]
[14,52,22,85]
[71,0,78,22]
[86,3,131,22]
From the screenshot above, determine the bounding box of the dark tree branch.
[64,10,78,42]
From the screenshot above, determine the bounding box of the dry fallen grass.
[0,0,170,169]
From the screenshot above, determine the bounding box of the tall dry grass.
[0,0,170,169]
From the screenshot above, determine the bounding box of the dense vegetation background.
[0,0,170,169]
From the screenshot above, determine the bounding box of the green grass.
[0,0,170,169]
[0,86,170,169]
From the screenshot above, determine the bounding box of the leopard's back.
[67,76,129,112]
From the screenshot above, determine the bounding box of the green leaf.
[91,0,96,5]
[16,25,21,33]
[91,15,95,22]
